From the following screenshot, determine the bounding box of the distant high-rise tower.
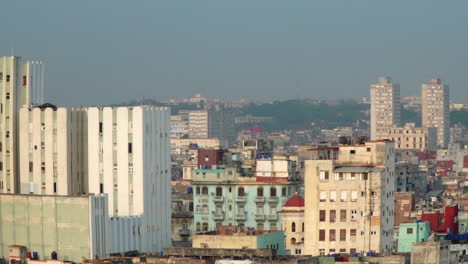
[422,78,450,148]
[370,76,401,140]
[0,56,45,193]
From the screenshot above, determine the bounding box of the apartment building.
[187,109,234,146]
[170,114,189,139]
[370,76,401,140]
[388,123,437,151]
[18,106,87,195]
[422,78,450,147]
[304,140,396,255]
[0,56,44,194]
[192,154,300,233]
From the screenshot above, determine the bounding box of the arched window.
[292,222,296,232]
[302,222,304,232]
[291,237,296,244]
[270,187,276,197]
[257,187,264,197]
[216,187,223,196]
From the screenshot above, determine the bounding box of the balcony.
[255,196,265,203]
[267,197,278,203]
[235,213,247,221]
[255,214,265,221]
[178,228,191,236]
[213,212,224,221]
[267,214,278,221]
[213,196,224,203]
[235,196,246,203]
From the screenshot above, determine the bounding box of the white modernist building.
[0,56,45,194]
[87,106,171,253]
[17,105,172,254]
[370,76,401,141]
[422,78,450,148]
[19,106,87,196]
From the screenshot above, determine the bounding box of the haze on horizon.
[1,0,467,106]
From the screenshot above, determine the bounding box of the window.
[292,222,296,232]
[196,187,200,194]
[302,222,304,232]
[202,223,208,231]
[351,191,357,202]
[362,173,368,180]
[350,150,356,154]
[238,187,245,196]
[270,187,277,197]
[128,143,132,153]
[351,210,357,220]
[5,93,9,100]
[319,249,325,256]
[350,229,356,238]
[202,187,208,195]
[216,187,222,196]
[407,228,413,234]
[282,187,287,196]
[320,191,326,202]
[319,230,325,241]
[319,170,329,180]
[340,210,347,222]
[330,191,336,202]
[329,229,336,241]
[257,187,264,197]
[330,210,336,222]
[340,229,346,241]
[320,210,326,222]
[29,162,33,172]
[340,191,347,202]
[99,122,103,133]
[257,223,264,231]
[53,182,57,193]
[6,75,10,82]
[23,76,27,85]
[291,238,296,244]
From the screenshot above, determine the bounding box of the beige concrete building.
[188,110,210,139]
[187,109,234,146]
[370,76,401,140]
[18,106,87,196]
[304,140,395,256]
[279,195,304,255]
[388,123,437,151]
[422,78,450,148]
[0,56,44,194]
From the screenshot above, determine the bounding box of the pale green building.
[397,221,431,253]
[0,194,110,262]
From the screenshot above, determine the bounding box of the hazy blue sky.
[1,1,467,106]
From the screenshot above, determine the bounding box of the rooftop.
[284,195,304,207]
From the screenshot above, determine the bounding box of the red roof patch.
[284,195,304,207]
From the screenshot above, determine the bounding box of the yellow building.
[279,195,304,255]
[304,140,395,256]
[388,123,437,151]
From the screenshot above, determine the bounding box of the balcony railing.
[235,213,247,221]
[179,229,191,236]
[255,196,265,203]
[213,212,224,221]
[235,196,246,203]
[213,196,224,203]
[267,197,278,203]
[267,214,278,221]
[255,214,265,221]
